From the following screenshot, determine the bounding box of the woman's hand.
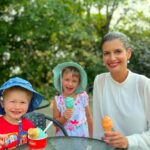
[102,131,128,149]
[64,109,73,120]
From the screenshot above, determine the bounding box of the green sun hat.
[53,61,87,94]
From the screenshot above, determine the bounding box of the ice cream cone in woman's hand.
[101,116,113,132]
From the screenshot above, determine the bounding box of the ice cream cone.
[101,116,113,132]
[66,108,73,111]
[65,97,74,110]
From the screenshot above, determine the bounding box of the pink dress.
[55,91,89,137]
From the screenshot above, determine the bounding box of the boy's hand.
[0,134,7,149]
[64,109,73,120]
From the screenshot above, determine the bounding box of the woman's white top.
[93,71,150,150]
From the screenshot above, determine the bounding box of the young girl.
[0,77,44,149]
[53,62,93,137]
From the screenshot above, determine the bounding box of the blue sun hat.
[53,61,87,94]
[0,77,44,114]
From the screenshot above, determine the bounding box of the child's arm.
[53,100,73,125]
[85,105,93,138]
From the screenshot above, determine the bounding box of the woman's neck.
[111,69,129,83]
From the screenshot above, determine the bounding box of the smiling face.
[2,87,32,124]
[62,67,80,97]
[102,39,131,75]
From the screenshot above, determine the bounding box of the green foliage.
[129,37,150,77]
[0,0,149,99]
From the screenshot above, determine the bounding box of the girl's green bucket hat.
[53,62,87,94]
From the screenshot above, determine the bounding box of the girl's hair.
[101,31,130,49]
[62,66,80,81]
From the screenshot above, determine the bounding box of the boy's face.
[62,72,79,97]
[2,88,31,124]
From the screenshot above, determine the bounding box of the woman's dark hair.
[101,31,130,49]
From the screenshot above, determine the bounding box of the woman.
[93,31,150,150]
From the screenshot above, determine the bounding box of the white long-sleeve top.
[93,71,150,150]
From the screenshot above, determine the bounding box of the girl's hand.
[64,109,73,120]
[102,131,128,149]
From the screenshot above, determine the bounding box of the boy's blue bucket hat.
[0,77,44,114]
[53,61,87,94]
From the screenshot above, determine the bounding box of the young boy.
[0,77,44,149]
